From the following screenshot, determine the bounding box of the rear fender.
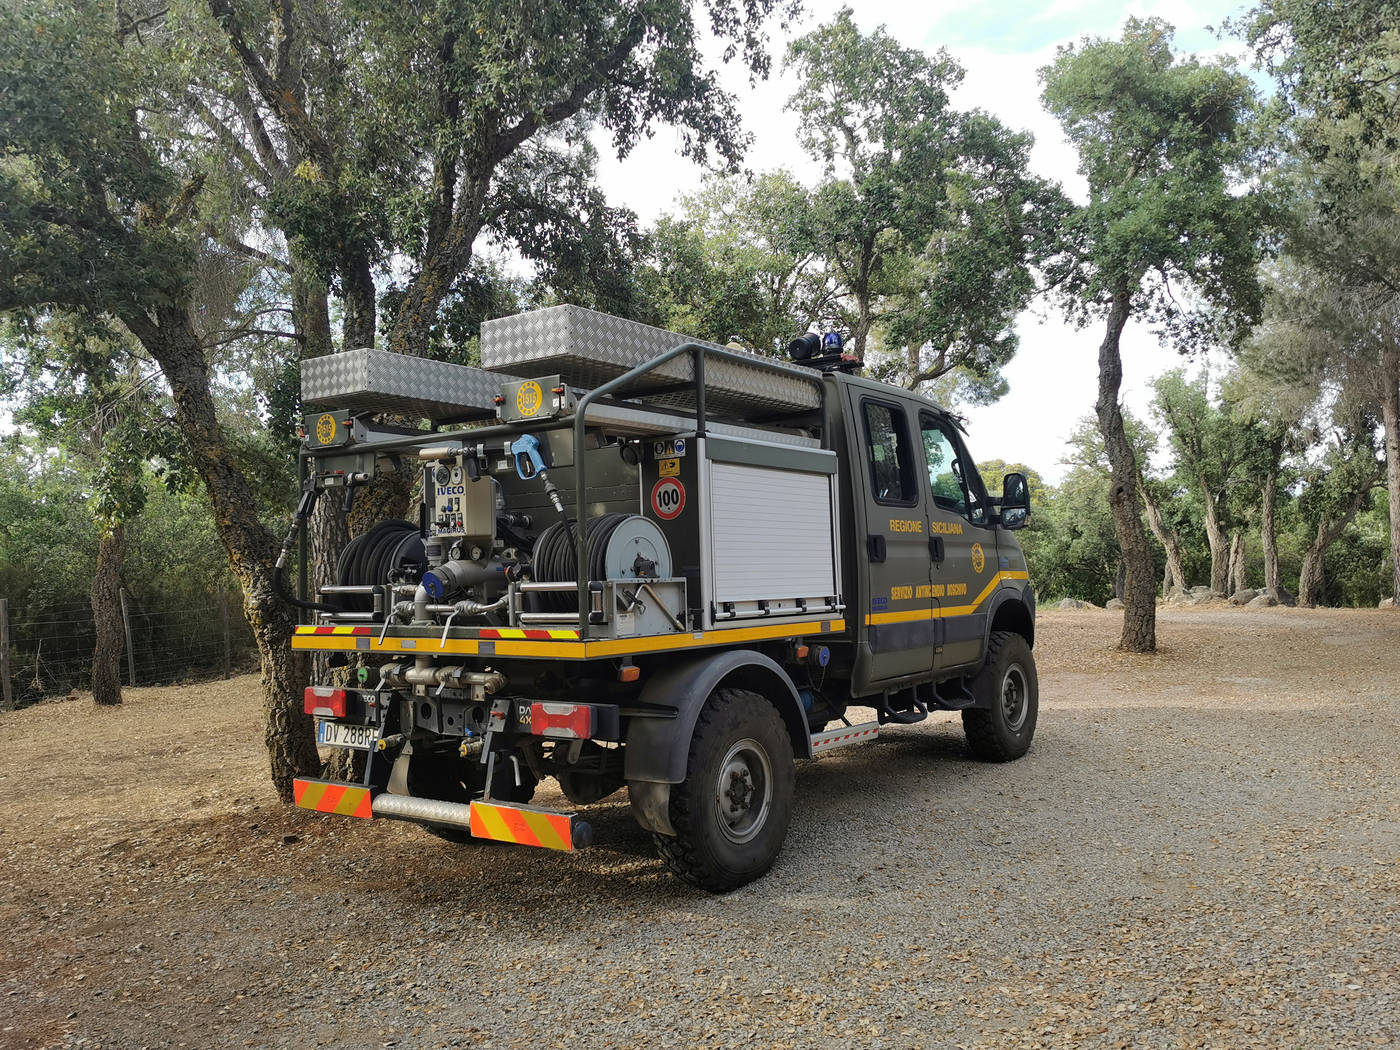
[624,649,811,787]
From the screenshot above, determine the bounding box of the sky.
[591,0,1256,483]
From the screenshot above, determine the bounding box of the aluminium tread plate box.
[301,348,521,423]
[480,304,822,418]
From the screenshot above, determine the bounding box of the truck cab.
[285,306,1037,891]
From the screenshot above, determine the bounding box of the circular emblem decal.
[650,477,686,520]
[315,412,337,445]
[971,542,986,574]
[516,380,543,417]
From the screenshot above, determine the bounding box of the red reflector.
[304,686,347,718]
[529,702,594,740]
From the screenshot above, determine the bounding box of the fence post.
[119,588,137,688]
[221,591,231,680]
[0,598,12,711]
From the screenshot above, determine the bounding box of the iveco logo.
[436,485,466,496]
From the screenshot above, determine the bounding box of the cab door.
[850,392,937,684]
[920,413,998,672]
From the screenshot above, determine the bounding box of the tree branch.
[491,17,648,165]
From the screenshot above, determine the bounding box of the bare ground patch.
[1,606,1397,1049]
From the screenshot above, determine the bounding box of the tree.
[0,0,324,794]
[1240,1,1400,605]
[1041,18,1264,651]
[1,1,801,793]
[196,0,796,357]
[1151,370,1254,595]
[638,171,834,353]
[1221,363,1313,601]
[2,318,165,706]
[786,8,1066,401]
[1295,422,1383,606]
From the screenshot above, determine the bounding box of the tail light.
[304,686,347,719]
[529,702,594,740]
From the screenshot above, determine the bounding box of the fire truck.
[286,306,1036,890]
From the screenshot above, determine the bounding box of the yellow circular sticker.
[971,542,985,574]
[315,412,337,445]
[516,380,543,417]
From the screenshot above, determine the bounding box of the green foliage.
[785,8,1067,400]
[636,171,831,352]
[1041,18,1265,345]
[0,3,193,315]
[1239,1,1400,186]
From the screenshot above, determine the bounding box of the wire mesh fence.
[1,589,257,708]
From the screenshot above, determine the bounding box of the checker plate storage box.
[480,305,821,416]
[301,349,519,421]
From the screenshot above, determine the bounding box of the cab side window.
[921,416,986,524]
[863,401,916,505]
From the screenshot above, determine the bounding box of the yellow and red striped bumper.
[293,777,372,818]
[469,800,577,852]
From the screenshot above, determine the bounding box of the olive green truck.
[287,305,1037,891]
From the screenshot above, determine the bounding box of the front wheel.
[654,688,795,892]
[962,630,1038,761]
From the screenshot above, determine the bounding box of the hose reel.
[529,513,672,612]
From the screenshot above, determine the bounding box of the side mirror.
[1000,472,1030,530]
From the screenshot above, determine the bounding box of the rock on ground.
[1104,598,1125,610]
[1247,593,1278,608]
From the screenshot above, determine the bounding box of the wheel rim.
[1001,665,1028,732]
[714,738,773,844]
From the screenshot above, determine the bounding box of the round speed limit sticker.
[650,477,686,520]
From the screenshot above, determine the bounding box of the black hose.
[529,513,629,612]
[336,519,425,612]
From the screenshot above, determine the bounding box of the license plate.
[317,720,377,750]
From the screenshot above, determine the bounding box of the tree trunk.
[1381,351,1400,606]
[90,523,126,707]
[1140,480,1187,594]
[1201,484,1229,595]
[1297,490,1370,608]
[291,259,334,358]
[1228,530,1247,595]
[1095,291,1155,652]
[1261,469,1280,600]
[1298,522,1328,607]
[341,252,377,350]
[121,305,319,800]
[386,178,489,356]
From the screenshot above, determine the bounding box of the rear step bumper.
[291,778,590,851]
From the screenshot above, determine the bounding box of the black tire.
[654,688,795,892]
[962,630,1038,762]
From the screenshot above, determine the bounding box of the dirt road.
[1,606,1396,1049]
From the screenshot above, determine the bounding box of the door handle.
[928,536,945,562]
[867,535,887,563]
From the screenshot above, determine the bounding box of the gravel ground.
[1,605,1396,1050]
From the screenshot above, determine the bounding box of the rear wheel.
[654,688,795,892]
[962,631,1038,761]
